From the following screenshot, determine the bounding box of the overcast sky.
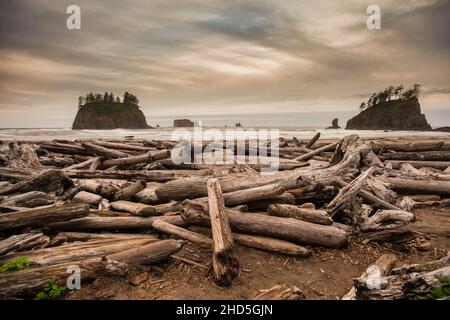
[0,0,449,128]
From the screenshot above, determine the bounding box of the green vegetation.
[359,84,421,112]
[35,280,66,300]
[0,257,30,272]
[427,276,450,300]
[78,91,139,113]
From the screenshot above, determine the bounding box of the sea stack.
[346,97,431,131]
[173,119,195,127]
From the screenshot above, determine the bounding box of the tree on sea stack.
[72,91,149,129]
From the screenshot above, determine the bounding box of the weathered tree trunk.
[0,233,49,256]
[0,239,182,298]
[0,170,71,196]
[326,167,376,216]
[189,226,311,257]
[182,200,349,248]
[82,142,130,159]
[293,142,338,162]
[381,177,450,196]
[76,179,119,198]
[383,151,450,161]
[386,160,450,170]
[110,200,159,216]
[0,203,89,232]
[152,219,212,244]
[342,253,397,300]
[73,191,102,206]
[101,150,169,169]
[268,203,333,225]
[305,132,320,149]
[107,239,183,265]
[361,226,416,243]
[114,180,146,201]
[48,214,186,231]
[88,140,153,152]
[207,179,240,286]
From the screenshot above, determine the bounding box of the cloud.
[0,0,448,127]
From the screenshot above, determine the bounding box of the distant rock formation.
[72,103,149,129]
[173,119,194,127]
[235,122,243,127]
[346,97,431,131]
[434,127,450,132]
[326,118,341,129]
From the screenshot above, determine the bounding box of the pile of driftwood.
[0,133,449,299]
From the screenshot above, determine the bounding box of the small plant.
[0,257,30,272]
[427,276,450,300]
[35,280,66,300]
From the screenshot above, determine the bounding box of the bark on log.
[361,226,416,243]
[88,140,153,152]
[152,219,212,244]
[0,232,49,256]
[0,239,182,298]
[386,160,450,170]
[101,150,169,169]
[76,179,119,199]
[268,203,333,225]
[114,180,146,201]
[305,132,321,149]
[48,215,186,231]
[207,179,240,286]
[82,142,130,159]
[326,167,376,217]
[0,203,90,232]
[182,200,349,248]
[107,239,183,265]
[189,225,311,257]
[0,170,71,196]
[342,253,397,300]
[73,191,102,206]
[293,142,338,162]
[383,151,450,161]
[382,177,450,196]
[110,200,159,216]
[39,142,93,156]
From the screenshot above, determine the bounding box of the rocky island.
[72,92,150,129]
[346,84,431,131]
[173,119,195,127]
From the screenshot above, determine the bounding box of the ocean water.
[0,127,449,141]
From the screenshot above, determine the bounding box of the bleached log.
[386,160,450,170]
[76,179,119,198]
[305,132,321,149]
[110,200,158,216]
[114,180,146,201]
[101,150,169,169]
[0,203,89,232]
[342,253,397,300]
[326,167,376,217]
[82,142,130,159]
[73,191,102,206]
[0,170,71,196]
[360,209,415,232]
[152,219,212,244]
[182,200,349,248]
[381,177,450,196]
[268,203,333,225]
[293,142,338,162]
[48,215,186,231]
[0,233,49,256]
[207,179,240,286]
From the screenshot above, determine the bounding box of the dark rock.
[235,122,243,127]
[346,97,431,131]
[434,127,450,132]
[72,103,149,129]
[173,119,194,127]
[326,118,341,129]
